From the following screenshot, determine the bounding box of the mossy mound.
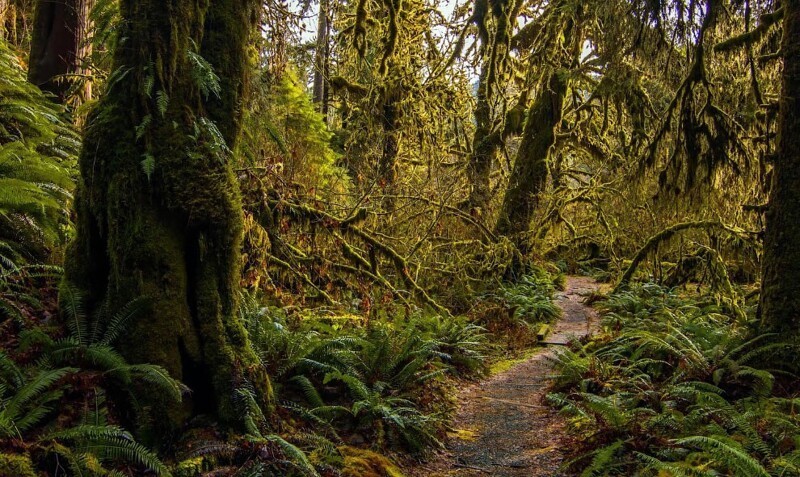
[174,456,206,477]
[338,446,405,477]
[0,453,37,477]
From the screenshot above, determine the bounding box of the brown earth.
[406,276,602,476]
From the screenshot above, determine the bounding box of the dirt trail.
[408,276,601,476]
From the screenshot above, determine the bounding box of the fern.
[187,45,222,99]
[48,424,171,476]
[141,152,156,179]
[155,89,169,117]
[580,440,625,477]
[674,436,770,477]
[0,39,77,259]
[548,283,800,476]
[260,434,320,477]
[0,367,76,437]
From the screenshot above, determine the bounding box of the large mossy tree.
[65,0,270,432]
[493,70,567,246]
[759,0,800,335]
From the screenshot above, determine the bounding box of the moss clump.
[338,446,405,477]
[447,427,479,441]
[0,453,37,477]
[488,348,539,375]
[174,456,205,477]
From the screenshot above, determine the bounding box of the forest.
[0,0,799,475]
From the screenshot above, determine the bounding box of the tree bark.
[28,0,92,103]
[494,71,567,249]
[463,0,520,214]
[312,0,328,117]
[65,0,269,434]
[759,0,800,334]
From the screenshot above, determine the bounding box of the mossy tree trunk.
[463,0,522,214]
[759,0,800,334]
[465,65,499,213]
[28,0,92,103]
[0,0,7,38]
[494,71,567,251]
[65,0,270,433]
[379,87,400,209]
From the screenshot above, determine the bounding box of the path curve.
[409,276,601,476]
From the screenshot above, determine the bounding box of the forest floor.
[407,276,602,476]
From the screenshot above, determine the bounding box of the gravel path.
[407,276,601,476]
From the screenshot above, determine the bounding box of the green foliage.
[239,294,488,455]
[495,269,562,327]
[53,284,186,402]
[0,347,171,475]
[239,66,349,198]
[0,39,78,260]
[0,253,60,322]
[187,43,221,100]
[547,283,800,476]
[0,286,180,476]
[0,453,37,477]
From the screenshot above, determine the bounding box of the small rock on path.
[407,276,602,476]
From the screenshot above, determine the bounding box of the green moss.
[338,446,405,477]
[174,456,205,477]
[0,453,37,477]
[64,0,272,438]
[488,348,539,375]
[447,427,479,441]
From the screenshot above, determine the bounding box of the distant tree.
[28,0,93,103]
[493,2,581,250]
[464,0,520,213]
[494,71,568,246]
[0,0,33,48]
[312,0,329,117]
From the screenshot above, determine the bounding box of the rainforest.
[1,0,799,475]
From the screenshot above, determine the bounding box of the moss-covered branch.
[274,200,451,315]
[715,7,784,53]
[615,220,751,291]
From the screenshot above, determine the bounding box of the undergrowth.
[1,251,560,475]
[0,282,177,476]
[547,282,800,476]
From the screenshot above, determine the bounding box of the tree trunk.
[28,0,92,103]
[1,0,32,49]
[759,0,800,334]
[312,0,328,117]
[494,71,567,248]
[379,87,400,209]
[465,64,499,214]
[65,0,270,434]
